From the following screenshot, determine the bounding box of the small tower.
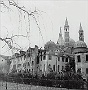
[79,23,84,41]
[57,27,64,46]
[64,18,69,46]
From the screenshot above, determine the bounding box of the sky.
[0,0,88,56]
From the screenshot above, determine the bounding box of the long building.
[9,18,88,79]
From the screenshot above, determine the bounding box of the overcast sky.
[0,0,88,56]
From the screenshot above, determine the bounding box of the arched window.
[32,61,34,65]
[77,55,81,62]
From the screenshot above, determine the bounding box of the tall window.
[37,56,39,64]
[86,55,88,61]
[86,68,88,74]
[62,57,64,62]
[77,55,81,62]
[28,62,30,66]
[62,66,64,70]
[53,65,55,71]
[43,55,46,60]
[58,65,59,72]
[41,52,42,61]
[58,57,60,61]
[32,61,34,65]
[66,58,68,62]
[44,64,45,72]
[49,55,52,60]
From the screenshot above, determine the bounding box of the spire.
[79,23,83,31]
[57,27,64,46]
[79,23,84,41]
[65,17,68,26]
[64,17,69,46]
[59,27,62,35]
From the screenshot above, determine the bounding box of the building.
[0,55,11,74]
[10,45,38,76]
[73,23,88,80]
[9,18,88,79]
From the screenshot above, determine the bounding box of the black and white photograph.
[0,0,88,90]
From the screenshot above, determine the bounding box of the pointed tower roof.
[59,27,62,36]
[79,23,83,31]
[57,27,64,46]
[65,17,68,26]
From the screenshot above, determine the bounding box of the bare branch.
[2,43,6,48]
[0,0,12,10]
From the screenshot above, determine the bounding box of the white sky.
[0,0,88,56]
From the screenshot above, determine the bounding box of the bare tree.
[0,0,44,53]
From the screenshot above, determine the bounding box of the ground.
[0,81,86,90]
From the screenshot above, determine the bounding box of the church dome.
[74,41,87,48]
[69,38,75,47]
[44,40,56,51]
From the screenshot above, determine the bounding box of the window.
[62,66,64,70]
[37,56,39,64]
[21,57,22,61]
[49,55,52,60]
[43,55,46,60]
[23,63,26,67]
[32,69,33,73]
[86,55,88,61]
[13,65,16,70]
[28,62,30,66]
[49,64,51,67]
[77,68,81,73]
[66,58,68,62]
[17,64,21,67]
[58,57,60,61]
[44,64,45,71]
[32,61,34,65]
[24,55,26,60]
[53,65,55,71]
[27,69,28,72]
[62,57,64,62]
[41,52,42,61]
[86,68,88,74]
[58,65,59,72]
[66,28,67,31]
[77,55,81,62]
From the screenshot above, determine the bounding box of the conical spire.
[57,27,64,46]
[59,27,62,35]
[79,23,83,30]
[65,17,68,26]
[79,23,84,41]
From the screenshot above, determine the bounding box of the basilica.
[8,18,88,80]
[43,18,88,79]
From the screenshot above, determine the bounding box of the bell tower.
[64,18,69,46]
[79,23,84,41]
